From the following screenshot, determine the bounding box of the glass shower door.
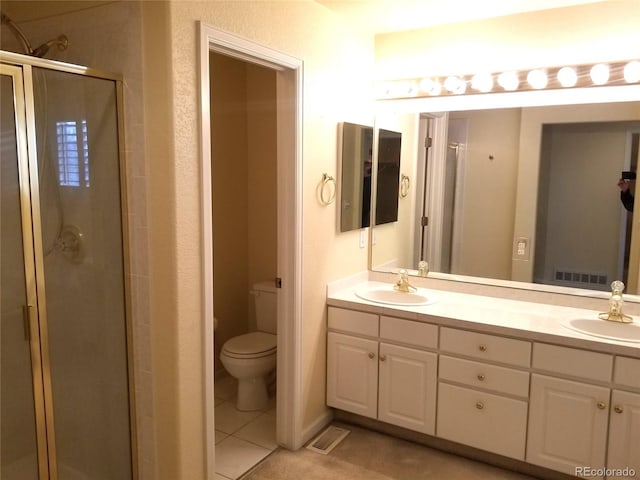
[32,67,133,480]
[1,66,48,480]
[1,57,134,480]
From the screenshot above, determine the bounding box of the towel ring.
[400,174,410,198]
[320,173,336,205]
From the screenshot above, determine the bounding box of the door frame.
[198,23,304,478]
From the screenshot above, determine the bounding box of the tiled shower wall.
[1,2,154,478]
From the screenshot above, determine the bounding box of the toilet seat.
[222,332,276,359]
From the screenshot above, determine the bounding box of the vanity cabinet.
[437,327,531,460]
[326,307,438,435]
[326,301,640,479]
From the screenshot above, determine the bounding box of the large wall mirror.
[371,87,640,296]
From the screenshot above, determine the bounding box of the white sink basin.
[355,285,435,306]
[562,318,640,343]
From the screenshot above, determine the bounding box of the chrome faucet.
[599,280,633,323]
[394,269,417,293]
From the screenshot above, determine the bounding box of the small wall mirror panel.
[371,93,640,296]
[374,128,402,226]
[339,122,373,232]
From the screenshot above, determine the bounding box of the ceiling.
[0,1,115,23]
[316,0,607,33]
[1,0,605,31]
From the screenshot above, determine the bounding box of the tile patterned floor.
[214,375,278,480]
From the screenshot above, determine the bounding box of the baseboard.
[301,408,334,447]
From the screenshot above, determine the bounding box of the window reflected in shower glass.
[56,119,90,187]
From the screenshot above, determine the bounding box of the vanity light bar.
[375,60,640,99]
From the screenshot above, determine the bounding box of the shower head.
[32,35,69,58]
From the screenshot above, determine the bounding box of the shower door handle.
[22,304,32,341]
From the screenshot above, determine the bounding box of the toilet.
[219,281,277,411]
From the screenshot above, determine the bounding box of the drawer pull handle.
[476,401,484,410]
[379,354,387,362]
[597,401,607,410]
[614,405,623,414]
[477,374,486,381]
[478,344,487,352]
[368,352,375,359]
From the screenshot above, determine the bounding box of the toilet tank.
[252,281,277,334]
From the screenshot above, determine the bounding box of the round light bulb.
[419,77,442,96]
[444,76,466,94]
[374,81,392,98]
[557,67,578,87]
[527,69,548,89]
[590,63,610,85]
[471,73,493,93]
[497,71,519,91]
[624,61,640,83]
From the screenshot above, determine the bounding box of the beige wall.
[535,124,629,286]
[211,53,250,373]
[451,108,521,280]
[246,63,278,302]
[375,0,640,80]
[1,2,155,477]
[371,112,419,270]
[143,1,375,478]
[514,102,640,281]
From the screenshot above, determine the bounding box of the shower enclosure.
[1,52,135,479]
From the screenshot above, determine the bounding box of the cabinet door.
[326,332,378,418]
[607,390,640,480]
[527,374,610,478]
[378,343,437,435]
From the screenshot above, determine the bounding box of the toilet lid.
[223,332,276,356]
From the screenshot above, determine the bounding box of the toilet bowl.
[220,331,276,411]
[219,281,277,411]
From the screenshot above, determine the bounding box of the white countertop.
[327,281,640,358]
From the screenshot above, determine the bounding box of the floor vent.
[306,426,350,455]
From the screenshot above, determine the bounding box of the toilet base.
[236,376,269,411]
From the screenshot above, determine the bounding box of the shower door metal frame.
[1,60,52,480]
[0,50,137,480]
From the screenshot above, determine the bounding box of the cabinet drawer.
[328,307,378,336]
[437,382,527,460]
[532,343,613,382]
[614,356,640,389]
[440,327,531,367]
[439,355,529,397]
[380,316,437,349]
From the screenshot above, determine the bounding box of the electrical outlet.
[514,236,530,259]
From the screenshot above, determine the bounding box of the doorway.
[199,24,303,479]
[209,51,278,478]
